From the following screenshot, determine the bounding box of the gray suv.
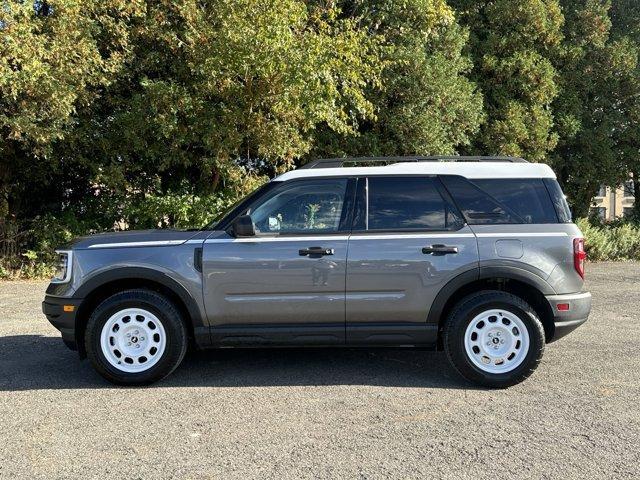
[42,156,591,387]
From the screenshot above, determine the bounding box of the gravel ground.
[0,262,639,479]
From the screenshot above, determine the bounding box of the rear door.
[345,176,479,345]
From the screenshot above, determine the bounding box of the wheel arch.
[74,267,205,357]
[428,267,556,346]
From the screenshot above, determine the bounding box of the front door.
[345,176,479,345]
[203,177,355,345]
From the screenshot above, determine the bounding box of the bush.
[0,178,266,279]
[121,193,235,230]
[576,218,640,261]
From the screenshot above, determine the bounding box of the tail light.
[573,238,586,279]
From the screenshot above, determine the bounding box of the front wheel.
[85,289,188,385]
[443,291,545,388]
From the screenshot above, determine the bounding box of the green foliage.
[576,218,640,261]
[0,0,139,148]
[609,0,640,220]
[2,0,640,277]
[0,0,143,220]
[0,0,380,276]
[122,192,237,230]
[551,0,640,217]
[310,0,484,158]
[80,0,383,195]
[452,0,563,162]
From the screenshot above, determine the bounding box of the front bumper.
[545,291,592,342]
[42,295,82,350]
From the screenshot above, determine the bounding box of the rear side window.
[472,179,558,224]
[439,176,520,224]
[441,176,560,224]
[366,177,462,231]
[543,178,572,223]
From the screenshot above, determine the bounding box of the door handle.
[299,246,334,257]
[421,244,459,255]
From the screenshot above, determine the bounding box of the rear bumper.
[545,291,591,342]
[42,295,82,350]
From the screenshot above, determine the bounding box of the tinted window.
[367,177,461,231]
[248,179,348,234]
[440,176,520,225]
[473,179,558,223]
[544,179,572,223]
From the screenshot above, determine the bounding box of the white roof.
[274,161,556,182]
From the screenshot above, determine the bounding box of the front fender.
[74,266,205,327]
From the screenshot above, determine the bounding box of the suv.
[42,156,591,387]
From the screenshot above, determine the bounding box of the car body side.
[43,173,591,356]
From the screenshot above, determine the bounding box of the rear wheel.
[85,289,187,385]
[443,291,545,388]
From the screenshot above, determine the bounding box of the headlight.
[51,250,73,283]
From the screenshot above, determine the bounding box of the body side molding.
[426,268,479,325]
[478,265,556,295]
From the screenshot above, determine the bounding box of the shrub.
[576,218,640,261]
[0,180,266,279]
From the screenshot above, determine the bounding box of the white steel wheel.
[464,308,530,374]
[100,308,167,373]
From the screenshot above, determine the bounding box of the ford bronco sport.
[42,156,591,387]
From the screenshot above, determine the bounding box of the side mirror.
[232,215,256,237]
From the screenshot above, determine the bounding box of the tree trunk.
[0,164,19,261]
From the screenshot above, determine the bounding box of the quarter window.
[472,179,558,224]
[366,177,461,231]
[440,176,520,225]
[543,178,572,223]
[442,176,565,224]
[247,179,348,234]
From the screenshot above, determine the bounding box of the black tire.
[443,290,545,388]
[85,289,188,385]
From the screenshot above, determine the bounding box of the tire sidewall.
[447,297,545,387]
[86,291,186,385]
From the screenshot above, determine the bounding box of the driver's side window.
[246,179,348,235]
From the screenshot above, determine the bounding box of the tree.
[308,0,484,159]
[551,0,640,217]
[2,0,384,261]
[0,0,143,243]
[609,0,640,220]
[451,0,564,163]
[76,0,383,200]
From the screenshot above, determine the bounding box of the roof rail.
[300,155,528,169]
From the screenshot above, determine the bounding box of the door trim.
[205,235,350,243]
[205,233,475,243]
[349,233,475,240]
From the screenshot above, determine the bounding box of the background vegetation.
[2,0,640,276]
